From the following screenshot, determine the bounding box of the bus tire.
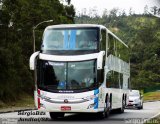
[110,94,112,110]
[125,94,127,106]
[105,95,110,118]
[97,110,106,119]
[117,96,125,113]
[50,112,65,120]
[121,98,125,113]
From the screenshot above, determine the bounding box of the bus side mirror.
[97,51,105,70]
[29,51,40,70]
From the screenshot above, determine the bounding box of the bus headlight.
[87,103,95,109]
[39,94,51,101]
[40,103,46,109]
[83,94,98,101]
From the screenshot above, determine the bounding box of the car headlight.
[134,98,139,102]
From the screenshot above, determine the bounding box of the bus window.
[98,69,104,86]
[42,30,64,50]
[78,30,98,50]
[108,33,129,63]
[37,60,97,90]
[108,34,114,55]
[106,71,120,88]
[42,28,99,51]
[100,29,106,51]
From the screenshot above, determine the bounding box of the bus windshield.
[37,60,97,91]
[42,28,98,51]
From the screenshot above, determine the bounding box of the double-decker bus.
[30,24,130,119]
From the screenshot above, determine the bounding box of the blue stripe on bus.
[69,30,76,49]
[94,97,98,109]
[64,30,68,49]
[94,89,99,109]
[94,89,99,95]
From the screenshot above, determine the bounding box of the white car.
[127,90,143,109]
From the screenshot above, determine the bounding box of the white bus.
[30,24,130,119]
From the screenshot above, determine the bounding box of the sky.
[71,0,160,16]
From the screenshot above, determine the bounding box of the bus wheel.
[97,110,106,119]
[105,95,110,118]
[110,94,112,109]
[121,98,125,113]
[50,112,65,120]
[117,97,125,113]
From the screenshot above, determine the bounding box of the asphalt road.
[0,101,160,124]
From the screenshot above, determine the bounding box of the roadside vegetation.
[143,91,160,101]
[0,92,34,111]
[75,8,160,92]
[0,0,75,108]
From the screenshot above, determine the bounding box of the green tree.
[0,0,75,102]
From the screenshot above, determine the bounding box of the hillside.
[75,13,160,90]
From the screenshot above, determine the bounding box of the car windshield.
[37,60,97,91]
[129,92,139,96]
[42,28,98,51]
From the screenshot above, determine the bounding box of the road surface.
[0,101,160,124]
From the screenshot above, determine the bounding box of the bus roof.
[107,30,128,48]
[45,24,106,30]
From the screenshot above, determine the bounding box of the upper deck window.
[42,28,99,51]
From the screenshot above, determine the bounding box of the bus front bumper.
[38,99,103,113]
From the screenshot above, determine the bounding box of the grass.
[143,91,160,101]
[0,93,35,111]
[143,91,160,124]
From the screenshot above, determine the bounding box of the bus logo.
[64,99,68,103]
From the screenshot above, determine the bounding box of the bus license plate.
[61,106,71,111]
